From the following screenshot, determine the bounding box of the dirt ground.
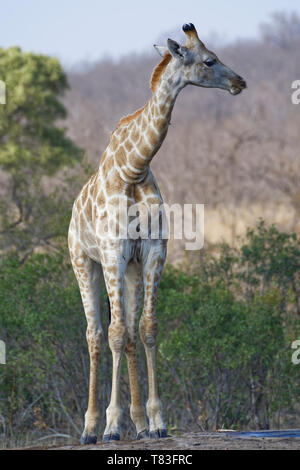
[14,431,300,450]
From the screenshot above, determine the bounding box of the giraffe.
[68,23,246,444]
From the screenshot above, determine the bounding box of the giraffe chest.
[71,170,165,263]
[94,181,163,241]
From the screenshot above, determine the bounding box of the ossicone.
[182,23,195,32]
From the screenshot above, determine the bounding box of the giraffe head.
[154,23,246,95]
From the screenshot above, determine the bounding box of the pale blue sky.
[1,0,300,65]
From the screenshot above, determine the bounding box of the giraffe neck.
[111,65,185,184]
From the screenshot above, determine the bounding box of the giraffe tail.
[107,296,111,324]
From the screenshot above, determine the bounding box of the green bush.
[0,253,96,445]
[156,223,300,430]
[0,222,299,447]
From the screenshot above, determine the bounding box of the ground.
[13,431,300,450]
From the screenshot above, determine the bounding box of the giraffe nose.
[233,75,247,89]
[238,73,246,83]
[239,78,247,89]
[229,75,247,95]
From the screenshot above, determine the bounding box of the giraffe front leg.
[103,344,125,442]
[69,246,103,445]
[140,242,168,439]
[101,249,128,442]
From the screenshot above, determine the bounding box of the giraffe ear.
[167,38,187,60]
[153,45,169,57]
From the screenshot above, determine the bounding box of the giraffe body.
[68,23,246,443]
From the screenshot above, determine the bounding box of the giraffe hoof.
[102,433,120,442]
[149,428,169,439]
[80,432,97,445]
[136,429,149,440]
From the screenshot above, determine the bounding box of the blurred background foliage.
[0,11,300,448]
[0,224,299,447]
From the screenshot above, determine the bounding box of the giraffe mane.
[150,53,172,92]
[117,105,146,128]
[116,53,172,129]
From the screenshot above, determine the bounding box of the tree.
[0,47,82,174]
[0,47,83,259]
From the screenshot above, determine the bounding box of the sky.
[1,0,300,66]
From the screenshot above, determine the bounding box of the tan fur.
[150,53,172,92]
[117,105,146,128]
[68,23,246,444]
[183,26,205,49]
[116,53,171,129]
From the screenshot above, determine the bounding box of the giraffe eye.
[204,58,216,67]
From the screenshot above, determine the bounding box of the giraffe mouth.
[229,86,243,95]
[229,79,247,95]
